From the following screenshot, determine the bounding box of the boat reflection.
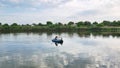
[52,39,64,46]
[55,41,63,46]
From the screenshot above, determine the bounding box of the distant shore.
[0,20,120,32]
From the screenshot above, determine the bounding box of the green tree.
[32,23,37,26]
[11,23,18,26]
[46,21,53,25]
[38,23,42,26]
[0,22,1,26]
[58,22,63,26]
[111,21,120,26]
[76,21,84,27]
[2,23,10,31]
[117,21,120,26]
[84,21,91,26]
[3,23,9,27]
[93,22,98,25]
[102,21,111,26]
[68,21,74,25]
[10,23,21,32]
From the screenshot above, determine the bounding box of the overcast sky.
[0,0,120,24]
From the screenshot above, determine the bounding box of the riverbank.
[0,26,120,32]
[0,20,120,32]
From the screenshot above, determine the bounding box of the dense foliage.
[0,20,120,32]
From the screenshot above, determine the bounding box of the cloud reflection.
[0,33,120,68]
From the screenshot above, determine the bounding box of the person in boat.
[55,36,63,41]
[55,36,58,40]
[54,36,63,43]
[53,36,63,46]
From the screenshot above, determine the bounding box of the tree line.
[0,20,120,32]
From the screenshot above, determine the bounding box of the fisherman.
[55,36,58,40]
[52,36,63,46]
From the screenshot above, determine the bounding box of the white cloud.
[0,0,120,24]
[0,2,6,7]
[9,0,23,3]
[29,0,69,7]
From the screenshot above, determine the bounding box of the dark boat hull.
[52,39,63,43]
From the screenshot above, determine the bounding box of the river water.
[0,32,120,68]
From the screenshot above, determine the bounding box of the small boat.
[52,39,63,43]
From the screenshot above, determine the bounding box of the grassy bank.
[0,20,120,32]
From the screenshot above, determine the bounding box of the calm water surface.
[0,33,120,68]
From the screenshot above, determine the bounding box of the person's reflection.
[55,43,58,46]
[55,41,63,46]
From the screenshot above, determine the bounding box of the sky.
[0,0,120,24]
